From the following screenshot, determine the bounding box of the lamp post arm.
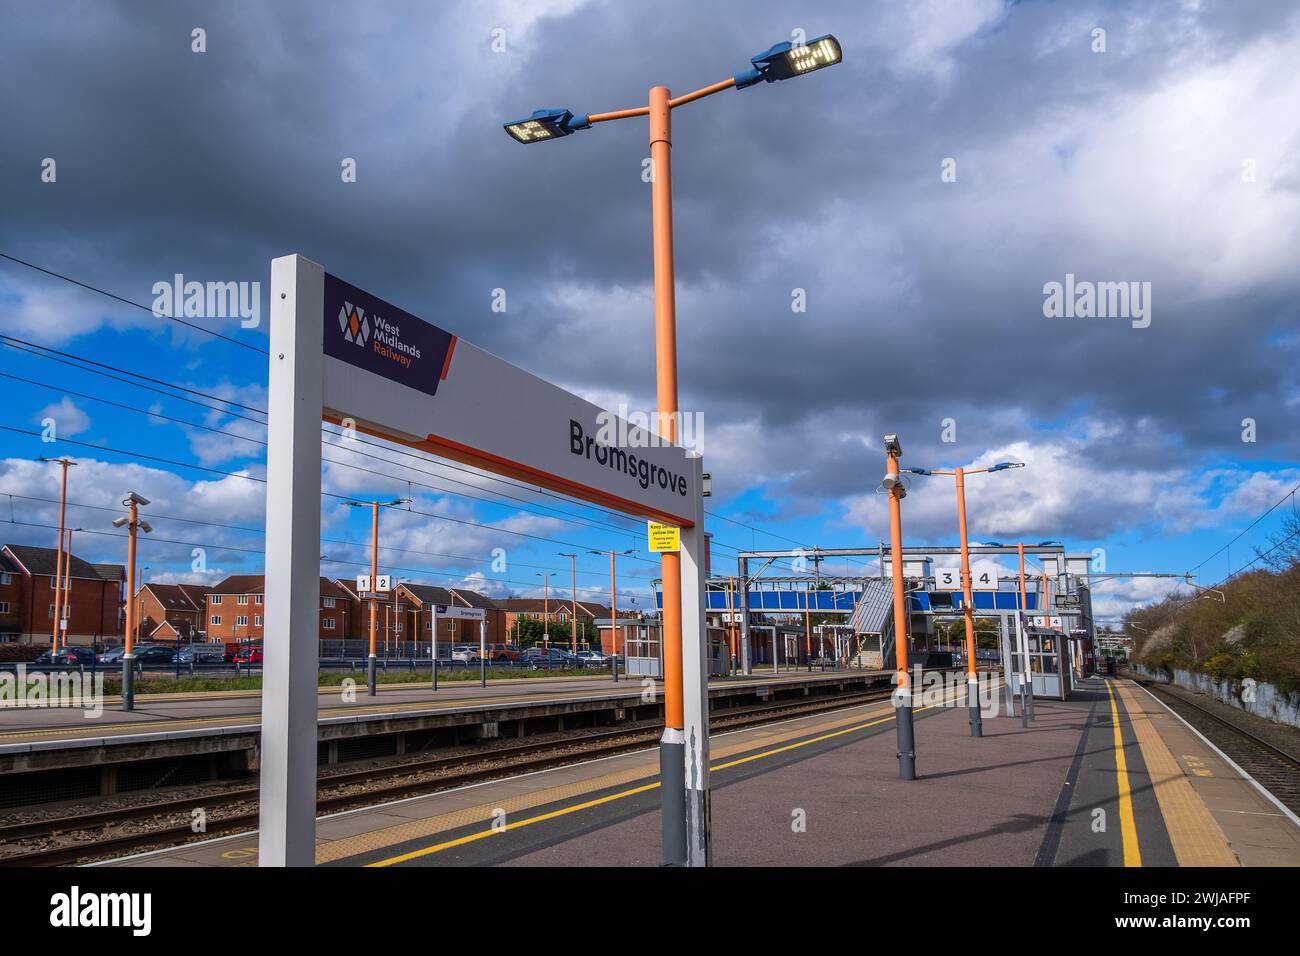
[669,77,737,108]
[585,76,737,125]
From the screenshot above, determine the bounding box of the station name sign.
[317,268,698,526]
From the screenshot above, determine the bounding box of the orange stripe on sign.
[440,336,457,380]
[419,431,694,527]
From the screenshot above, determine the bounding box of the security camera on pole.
[881,435,915,780]
[904,461,1025,737]
[113,492,151,712]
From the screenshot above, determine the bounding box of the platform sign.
[1032,615,1063,629]
[262,255,711,867]
[933,567,961,589]
[648,521,681,553]
[355,574,392,593]
[431,605,485,621]
[321,269,697,526]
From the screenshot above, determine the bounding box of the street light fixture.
[503,108,591,143]
[505,32,840,868]
[903,461,1026,738]
[735,34,843,87]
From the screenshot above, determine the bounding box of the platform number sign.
[971,570,995,589]
[934,567,961,588]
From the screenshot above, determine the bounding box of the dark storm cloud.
[2,0,1298,527]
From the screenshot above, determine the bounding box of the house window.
[211,615,222,626]
[323,618,336,630]
[255,595,263,604]
[237,595,248,605]
[237,616,248,627]
[48,604,55,619]
[425,619,431,630]
[395,622,403,633]
[322,597,336,608]
[0,572,11,585]
[211,595,222,605]
[0,602,9,614]
[254,615,262,627]
[446,621,456,633]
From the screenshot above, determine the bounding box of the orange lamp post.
[113,492,151,711]
[505,33,842,865]
[882,435,916,779]
[592,549,636,681]
[40,457,75,652]
[346,498,409,696]
[536,572,552,650]
[905,461,1024,736]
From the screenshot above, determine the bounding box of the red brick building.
[0,544,124,646]
[501,597,610,643]
[393,584,505,650]
[134,583,208,644]
[205,575,352,642]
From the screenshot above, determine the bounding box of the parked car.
[484,643,521,663]
[33,647,97,667]
[172,643,227,664]
[132,645,180,666]
[520,646,581,670]
[451,645,480,662]
[575,650,610,667]
[232,644,264,664]
[97,646,127,665]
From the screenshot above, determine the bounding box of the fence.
[1136,664,1300,729]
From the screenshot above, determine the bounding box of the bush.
[0,644,48,663]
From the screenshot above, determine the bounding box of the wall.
[1136,664,1300,730]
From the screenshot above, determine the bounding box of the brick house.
[205,575,352,643]
[331,578,366,640]
[501,597,611,643]
[392,584,505,652]
[133,583,208,644]
[0,544,124,646]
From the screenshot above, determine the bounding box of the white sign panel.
[432,605,486,621]
[319,271,697,525]
[934,567,961,589]
[356,574,370,592]
[1032,615,1063,629]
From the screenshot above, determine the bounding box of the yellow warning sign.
[647,521,680,553]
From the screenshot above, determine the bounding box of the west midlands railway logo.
[339,302,371,347]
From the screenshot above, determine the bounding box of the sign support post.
[261,254,325,867]
[679,454,711,866]
[258,253,705,866]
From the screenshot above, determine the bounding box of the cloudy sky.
[2,0,1298,621]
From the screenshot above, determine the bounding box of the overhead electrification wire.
[0,251,268,355]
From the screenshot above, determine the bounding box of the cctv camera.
[125,491,150,506]
[883,434,902,456]
[112,516,128,528]
[138,521,153,534]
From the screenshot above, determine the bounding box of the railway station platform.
[100,675,1300,867]
[0,669,893,803]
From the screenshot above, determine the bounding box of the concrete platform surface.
[101,675,1300,868]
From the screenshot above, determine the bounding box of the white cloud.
[34,397,90,438]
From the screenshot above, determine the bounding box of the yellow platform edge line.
[1115,681,1238,867]
[363,682,989,867]
[1105,679,1142,867]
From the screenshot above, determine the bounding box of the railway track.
[0,683,899,866]
[1133,676,1300,816]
